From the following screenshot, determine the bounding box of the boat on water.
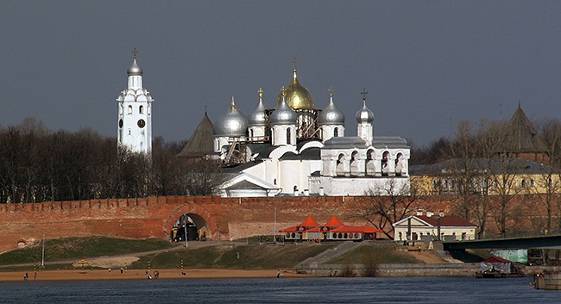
[534,273,561,290]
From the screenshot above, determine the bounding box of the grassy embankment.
[0,237,172,266]
[131,243,336,269]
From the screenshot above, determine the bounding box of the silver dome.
[270,88,297,125]
[318,92,345,125]
[355,99,374,124]
[215,97,248,137]
[127,57,143,76]
[248,88,267,126]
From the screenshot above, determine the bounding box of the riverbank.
[0,268,311,282]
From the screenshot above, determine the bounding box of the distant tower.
[271,87,297,146]
[356,89,374,144]
[248,88,267,141]
[116,49,154,154]
[318,89,345,142]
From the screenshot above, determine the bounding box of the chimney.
[426,211,434,217]
[319,187,325,196]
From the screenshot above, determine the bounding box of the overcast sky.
[1,1,561,146]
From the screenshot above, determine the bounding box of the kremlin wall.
[0,195,550,252]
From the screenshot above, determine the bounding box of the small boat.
[534,272,561,290]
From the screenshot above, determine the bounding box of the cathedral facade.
[212,68,411,197]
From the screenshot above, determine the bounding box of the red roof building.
[280,216,381,241]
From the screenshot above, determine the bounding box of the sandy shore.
[0,268,311,282]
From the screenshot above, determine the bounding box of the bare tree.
[356,179,418,239]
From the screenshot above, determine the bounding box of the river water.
[0,277,558,303]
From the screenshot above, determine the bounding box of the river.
[0,277,558,303]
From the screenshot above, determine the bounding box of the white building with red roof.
[393,211,477,242]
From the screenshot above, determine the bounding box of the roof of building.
[323,136,368,149]
[330,225,380,234]
[279,215,381,234]
[416,215,476,227]
[503,105,546,153]
[325,216,344,228]
[410,158,557,176]
[178,113,215,158]
[301,215,319,228]
[279,147,321,160]
[372,136,410,149]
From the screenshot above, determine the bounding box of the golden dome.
[276,68,314,110]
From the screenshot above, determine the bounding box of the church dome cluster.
[212,66,378,149]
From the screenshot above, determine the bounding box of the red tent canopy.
[325,216,344,228]
[301,215,319,228]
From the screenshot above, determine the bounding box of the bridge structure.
[443,234,561,251]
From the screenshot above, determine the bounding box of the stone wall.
[0,194,554,252]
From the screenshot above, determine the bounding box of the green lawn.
[131,243,335,269]
[0,237,172,265]
[328,246,420,265]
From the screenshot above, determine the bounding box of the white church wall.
[309,176,410,196]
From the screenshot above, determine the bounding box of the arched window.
[139,105,144,114]
[350,151,359,176]
[250,129,254,138]
[336,154,346,176]
[395,153,403,176]
[286,128,291,144]
[366,149,375,176]
[381,151,389,176]
[127,105,132,114]
[334,127,339,137]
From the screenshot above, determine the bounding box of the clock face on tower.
[137,119,146,128]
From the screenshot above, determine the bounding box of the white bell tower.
[116,49,154,155]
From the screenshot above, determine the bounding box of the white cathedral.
[117,52,411,197]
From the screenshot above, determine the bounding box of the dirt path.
[0,268,311,282]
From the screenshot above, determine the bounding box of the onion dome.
[248,88,267,126]
[318,90,345,125]
[355,94,374,124]
[276,67,314,110]
[127,49,143,76]
[214,97,248,137]
[271,87,297,125]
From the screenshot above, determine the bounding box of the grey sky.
[1,1,560,146]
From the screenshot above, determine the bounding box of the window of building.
[381,151,389,176]
[250,129,254,138]
[139,105,144,114]
[461,232,467,240]
[334,127,339,137]
[398,232,402,240]
[286,128,291,144]
[128,105,132,114]
[395,153,403,176]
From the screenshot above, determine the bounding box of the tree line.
[0,118,222,204]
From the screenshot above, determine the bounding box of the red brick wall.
[0,195,552,252]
